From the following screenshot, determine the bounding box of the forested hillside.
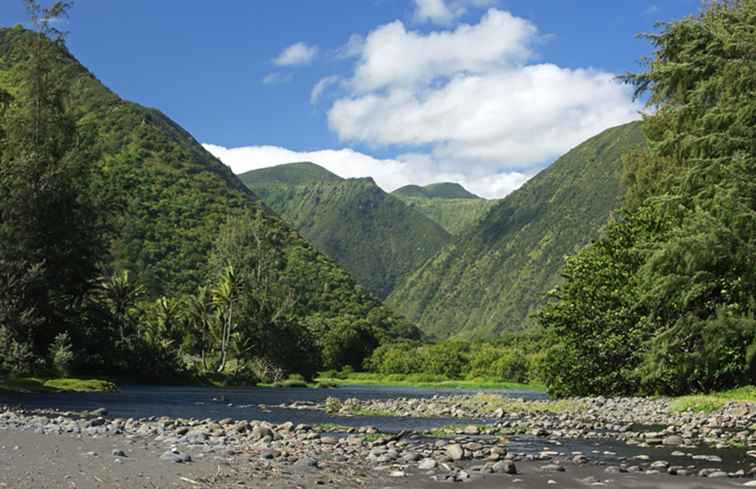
[241,163,451,298]
[0,20,416,383]
[387,121,645,338]
[539,0,756,397]
[392,183,497,235]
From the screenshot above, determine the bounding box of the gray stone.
[418,458,438,470]
[446,444,465,461]
[540,464,566,473]
[492,460,517,475]
[160,450,192,464]
[662,435,683,446]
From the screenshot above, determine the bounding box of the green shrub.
[49,332,75,377]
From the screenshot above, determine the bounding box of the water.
[1,385,751,471]
[0,384,544,433]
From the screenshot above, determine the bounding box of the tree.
[539,0,756,396]
[210,265,241,373]
[0,1,108,355]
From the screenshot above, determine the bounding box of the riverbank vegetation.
[0,376,116,393]
[538,0,756,398]
[0,2,417,388]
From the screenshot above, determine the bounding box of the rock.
[707,471,729,478]
[260,448,280,459]
[446,444,465,461]
[650,461,669,470]
[87,417,106,427]
[389,470,406,477]
[540,464,565,473]
[252,425,274,440]
[185,429,208,443]
[91,408,107,416]
[572,454,589,464]
[111,449,127,457]
[463,425,480,435]
[662,435,683,446]
[160,450,192,463]
[492,460,517,475]
[293,456,319,470]
[418,458,437,470]
[742,481,756,487]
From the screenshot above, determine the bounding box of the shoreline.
[1,392,755,488]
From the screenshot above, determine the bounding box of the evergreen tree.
[0,1,108,356]
[539,0,756,396]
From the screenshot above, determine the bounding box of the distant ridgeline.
[239,163,452,299]
[392,183,498,235]
[387,121,646,339]
[0,26,411,338]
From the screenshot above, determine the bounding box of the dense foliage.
[539,0,756,397]
[392,183,497,236]
[388,121,645,338]
[364,331,545,385]
[241,164,451,299]
[0,5,417,383]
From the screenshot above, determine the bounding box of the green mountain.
[392,183,497,235]
[240,164,452,299]
[387,121,646,338]
[0,26,407,334]
[394,182,479,200]
[239,162,341,186]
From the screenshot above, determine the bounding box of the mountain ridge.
[387,120,646,338]
[241,163,452,299]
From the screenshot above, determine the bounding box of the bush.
[49,332,75,377]
[0,326,35,376]
[639,311,756,395]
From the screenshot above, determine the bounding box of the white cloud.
[310,76,341,104]
[324,8,640,173]
[273,42,319,66]
[208,7,642,200]
[351,9,535,92]
[330,64,639,168]
[203,143,529,199]
[261,72,292,85]
[413,0,496,25]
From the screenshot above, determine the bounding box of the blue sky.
[1,1,700,197]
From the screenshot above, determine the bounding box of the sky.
[1,0,701,198]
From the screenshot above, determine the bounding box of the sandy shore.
[0,429,751,489]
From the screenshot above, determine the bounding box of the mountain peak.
[238,162,342,187]
[393,182,479,200]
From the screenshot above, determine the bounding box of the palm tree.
[186,286,215,370]
[98,270,145,341]
[211,265,241,373]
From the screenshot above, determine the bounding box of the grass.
[315,372,546,392]
[0,376,117,393]
[669,386,756,414]
[259,374,338,389]
[423,423,506,437]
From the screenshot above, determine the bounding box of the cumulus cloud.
[326,8,641,172]
[413,0,496,25]
[351,9,535,92]
[203,143,529,199]
[273,42,319,66]
[207,7,641,199]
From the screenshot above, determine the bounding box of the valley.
[0,1,754,487]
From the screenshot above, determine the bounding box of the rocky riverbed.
[290,394,756,449]
[2,394,756,488]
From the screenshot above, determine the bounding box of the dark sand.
[0,430,747,489]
